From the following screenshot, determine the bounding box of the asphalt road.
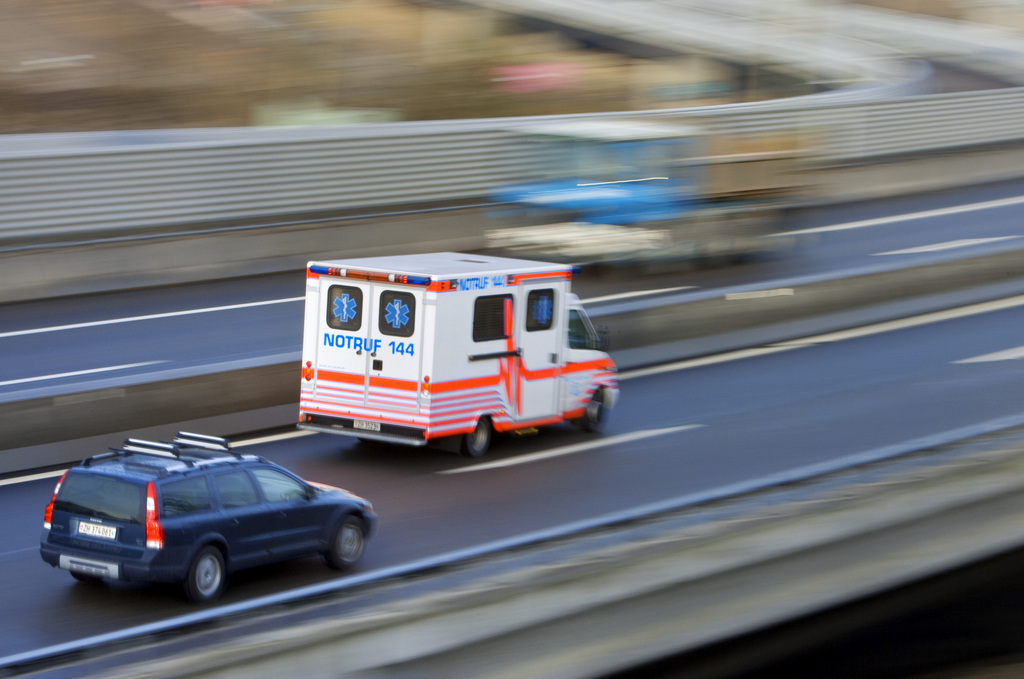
[3,267,1024,660]
[3,177,1024,663]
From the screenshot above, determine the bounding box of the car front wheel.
[184,546,226,604]
[326,516,366,570]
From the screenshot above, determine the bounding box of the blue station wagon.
[41,432,376,603]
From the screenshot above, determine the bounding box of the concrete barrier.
[88,425,1024,679]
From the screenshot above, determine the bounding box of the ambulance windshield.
[568,309,601,351]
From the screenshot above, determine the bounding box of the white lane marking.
[776,195,1024,237]
[874,237,1021,256]
[233,429,316,447]
[0,289,688,338]
[0,297,304,339]
[582,286,696,304]
[0,469,66,487]
[621,293,1024,380]
[775,294,1024,347]
[955,345,1024,364]
[620,345,803,380]
[0,361,167,388]
[725,288,794,301]
[0,430,313,488]
[440,424,703,474]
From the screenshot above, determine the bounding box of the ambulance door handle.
[469,349,521,362]
[550,353,557,363]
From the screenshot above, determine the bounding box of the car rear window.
[54,472,145,524]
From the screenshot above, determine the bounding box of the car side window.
[213,471,260,509]
[252,468,308,503]
[161,476,212,517]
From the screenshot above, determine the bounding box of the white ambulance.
[298,252,619,456]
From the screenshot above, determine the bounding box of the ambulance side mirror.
[597,326,611,351]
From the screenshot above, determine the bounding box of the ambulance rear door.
[317,279,425,423]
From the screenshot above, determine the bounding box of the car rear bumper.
[40,537,184,584]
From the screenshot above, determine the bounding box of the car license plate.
[78,521,117,540]
[353,419,380,432]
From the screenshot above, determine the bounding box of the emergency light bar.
[308,264,431,286]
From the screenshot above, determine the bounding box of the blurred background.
[6,0,1024,134]
[0,0,830,132]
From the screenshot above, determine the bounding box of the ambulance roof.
[309,252,571,278]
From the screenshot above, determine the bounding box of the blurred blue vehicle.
[486,119,806,266]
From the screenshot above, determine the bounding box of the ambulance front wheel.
[581,389,606,433]
[462,417,492,458]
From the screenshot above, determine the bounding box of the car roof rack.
[172,431,239,456]
[83,431,241,467]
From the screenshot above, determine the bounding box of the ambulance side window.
[526,289,555,332]
[379,291,415,338]
[327,285,363,331]
[473,294,513,342]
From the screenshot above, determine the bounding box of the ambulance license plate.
[78,521,117,540]
[354,419,380,432]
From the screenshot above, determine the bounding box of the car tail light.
[43,470,68,529]
[146,481,164,550]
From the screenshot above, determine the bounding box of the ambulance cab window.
[568,309,600,350]
[379,291,415,338]
[473,294,513,342]
[327,285,363,331]
[526,289,555,332]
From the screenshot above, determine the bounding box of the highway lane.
[3,179,1024,403]
[3,294,1024,659]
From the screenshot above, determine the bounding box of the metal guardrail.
[2,80,1023,241]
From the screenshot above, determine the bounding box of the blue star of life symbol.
[332,294,357,323]
[533,295,553,326]
[385,299,410,329]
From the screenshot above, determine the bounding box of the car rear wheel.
[184,546,226,604]
[326,516,366,570]
[461,416,492,457]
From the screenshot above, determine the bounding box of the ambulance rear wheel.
[462,417,492,458]
[582,390,606,433]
